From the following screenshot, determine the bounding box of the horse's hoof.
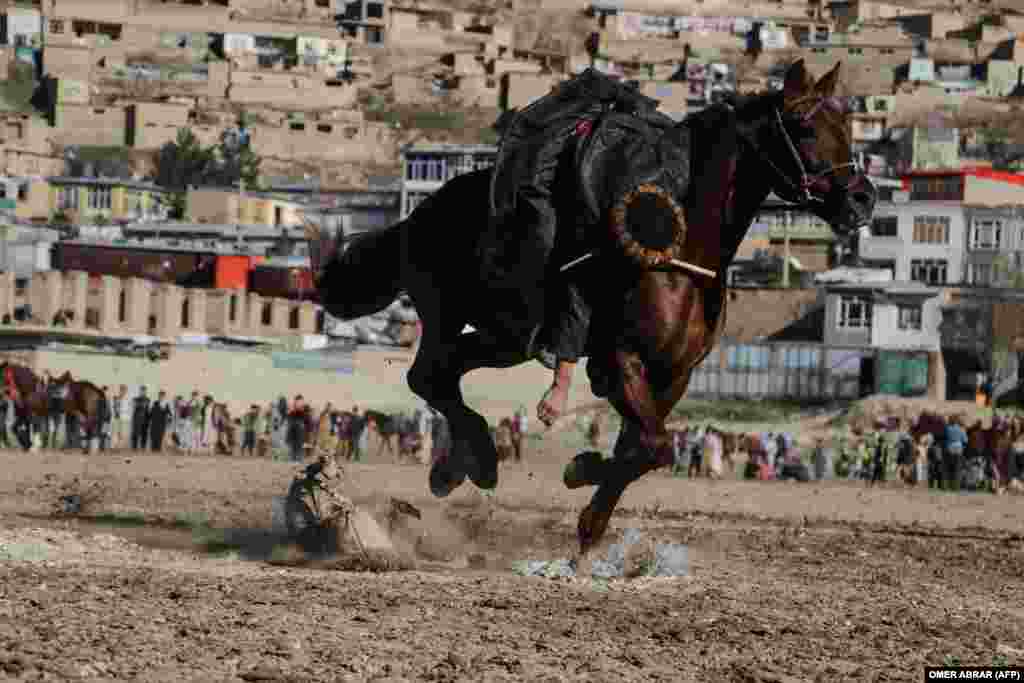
[564,451,607,489]
[429,459,467,498]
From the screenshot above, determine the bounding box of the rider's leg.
[536,281,591,425]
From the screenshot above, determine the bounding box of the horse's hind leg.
[413,327,528,498]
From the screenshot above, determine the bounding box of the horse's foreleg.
[574,350,672,555]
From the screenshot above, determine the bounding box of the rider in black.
[482,68,680,425]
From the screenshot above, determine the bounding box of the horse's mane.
[718,89,784,122]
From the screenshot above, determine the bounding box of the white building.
[399,143,497,219]
[861,198,966,285]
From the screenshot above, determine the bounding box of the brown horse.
[52,372,108,454]
[1,361,50,450]
[305,60,874,555]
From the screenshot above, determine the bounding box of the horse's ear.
[782,58,808,101]
[814,62,841,97]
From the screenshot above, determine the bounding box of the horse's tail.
[309,220,406,321]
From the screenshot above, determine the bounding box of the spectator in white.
[181,390,201,455]
[704,427,723,479]
[169,396,181,448]
[110,385,129,449]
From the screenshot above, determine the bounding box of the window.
[897,305,922,331]
[365,27,383,44]
[910,176,963,201]
[289,122,305,131]
[782,347,820,369]
[87,186,112,210]
[912,215,950,244]
[872,98,888,112]
[848,47,863,55]
[366,2,384,19]
[426,158,445,181]
[969,263,993,285]
[880,47,894,54]
[871,216,898,237]
[910,259,948,285]
[726,345,770,370]
[405,158,426,181]
[837,295,872,330]
[49,20,65,34]
[57,186,78,210]
[969,218,1003,249]
[317,124,333,133]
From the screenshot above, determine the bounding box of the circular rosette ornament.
[608,184,688,269]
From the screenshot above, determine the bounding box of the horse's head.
[746,59,876,242]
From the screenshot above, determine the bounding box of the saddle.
[489,68,664,223]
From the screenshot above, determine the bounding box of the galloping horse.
[1,362,50,450]
[52,371,108,454]
[306,60,875,555]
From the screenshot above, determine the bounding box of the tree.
[156,128,214,192]
[206,125,261,190]
[154,119,264,216]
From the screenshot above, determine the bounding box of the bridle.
[735,94,861,210]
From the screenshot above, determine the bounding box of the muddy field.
[1,443,1023,683]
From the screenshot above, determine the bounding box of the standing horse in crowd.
[1,362,50,451]
[306,60,874,555]
[52,372,108,454]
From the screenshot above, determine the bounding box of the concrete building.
[48,177,171,224]
[0,269,322,339]
[186,187,304,227]
[860,169,1024,286]
[821,271,943,397]
[961,206,1024,287]
[267,181,401,236]
[860,199,966,285]
[399,143,497,219]
[337,0,388,46]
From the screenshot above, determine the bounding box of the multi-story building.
[821,271,943,398]
[186,187,304,228]
[860,169,1024,286]
[960,205,1021,286]
[399,143,497,219]
[48,176,171,224]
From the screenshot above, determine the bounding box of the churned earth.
[0,445,1022,682]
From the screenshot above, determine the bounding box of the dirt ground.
[1,440,1022,683]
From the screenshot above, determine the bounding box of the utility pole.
[781,211,792,288]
